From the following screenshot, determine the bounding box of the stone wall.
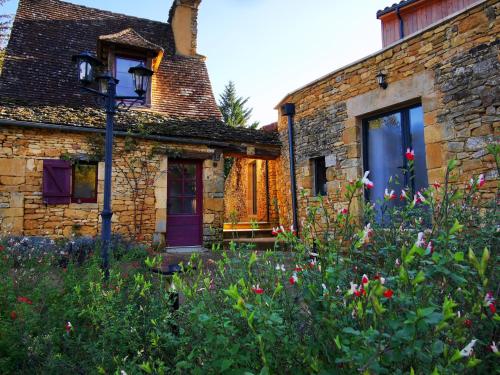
[224,158,279,224]
[276,0,499,226]
[0,127,225,246]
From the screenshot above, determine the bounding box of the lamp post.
[72,51,153,278]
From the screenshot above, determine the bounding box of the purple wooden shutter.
[43,159,72,204]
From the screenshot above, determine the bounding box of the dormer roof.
[99,28,164,53]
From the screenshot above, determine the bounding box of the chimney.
[168,0,201,56]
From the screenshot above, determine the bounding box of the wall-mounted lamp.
[376,71,388,89]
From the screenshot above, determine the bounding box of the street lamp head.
[128,62,154,98]
[71,51,103,86]
[96,71,119,95]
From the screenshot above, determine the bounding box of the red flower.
[432,182,441,189]
[294,265,303,272]
[405,148,415,161]
[354,290,362,297]
[383,289,394,299]
[0,245,4,252]
[289,274,298,285]
[251,285,264,295]
[361,274,369,285]
[65,321,73,334]
[340,208,348,215]
[17,296,33,305]
[10,311,17,320]
[489,303,496,314]
[464,319,472,328]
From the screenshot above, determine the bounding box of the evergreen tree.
[218,81,259,129]
[0,0,12,73]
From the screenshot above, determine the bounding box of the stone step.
[223,222,274,230]
[223,237,280,251]
[223,228,274,239]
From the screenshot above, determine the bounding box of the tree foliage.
[218,81,259,129]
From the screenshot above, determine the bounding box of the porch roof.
[0,101,281,156]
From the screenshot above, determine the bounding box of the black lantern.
[71,51,103,85]
[128,62,154,97]
[96,71,118,95]
[376,71,388,89]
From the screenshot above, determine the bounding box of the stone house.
[0,0,280,247]
[273,0,498,229]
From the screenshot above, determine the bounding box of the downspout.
[396,5,405,39]
[281,103,298,234]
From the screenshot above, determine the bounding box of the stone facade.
[276,0,499,226]
[224,158,279,224]
[0,127,225,246]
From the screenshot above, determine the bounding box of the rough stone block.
[203,213,215,224]
[426,143,444,169]
[155,187,167,209]
[325,154,337,167]
[9,192,24,208]
[0,159,25,177]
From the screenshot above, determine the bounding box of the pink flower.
[490,342,498,353]
[395,258,401,267]
[432,181,441,189]
[293,265,303,272]
[489,303,496,314]
[251,285,264,295]
[415,232,426,248]
[362,223,373,244]
[65,321,73,334]
[373,274,385,284]
[361,274,369,285]
[400,189,408,201]
[477,174,485,187]
[425,241,434,255]
[405,148,415,161]
[340,208,348,215]
[464,319,472,328]
[383,289,394,299]
[272,227,279,236]
[384,189,397,200]
[17,296,33,305]
[361,171,374,189]
[413,192,426,205]
[289,273,298,285]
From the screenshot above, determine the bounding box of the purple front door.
[167,160,203,247]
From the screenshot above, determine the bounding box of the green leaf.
[432,340,444,356]
[412,270,425,286]
[334,335,342,349]
[468,248,481,275]
[447,159,458,171]
[453,252,464,262]
[480,247,490,276]
[449,219,463,235]
[224,284,240,300]
[371,296,386,315]
[139,362,153,374]
[399,265,409,283]
[342,327,360,336]
[248,251,258,269]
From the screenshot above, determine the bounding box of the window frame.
[71,162,98,204]
[312,157,327,197]
[361,103,423,202]
[113,53,151,104]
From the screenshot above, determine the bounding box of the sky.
[2,0,392,126]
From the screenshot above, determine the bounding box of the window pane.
[168,180,182,197]
[367,113,405,211]
[168,164,184,179]
[183,198,196,214]
[169,198,183,214]
[116,57,144,97]
[410,106,428,192]
[185,180,196,196]
[183,164,196,178]
[314,158,327,196]
[73,164,97,200]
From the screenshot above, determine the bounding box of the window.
[72,163,98,203]
[43,160,98,205]
[115,56,146,97]
[363,105,428,217]
[313,157,327,196]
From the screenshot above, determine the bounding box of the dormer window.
[115,56,147,97]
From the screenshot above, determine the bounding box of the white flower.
[121,371,128,375]
[415,232,426,248]
[490,342,498,353]
[349,282,359,295]
[275,263,285,272]
[361,171,374,189]
[459,339,477,357]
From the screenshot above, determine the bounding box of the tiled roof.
[99,28,163,52]
[0,102,280,146]
[0,0,221,121]
[377,0,422,18]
